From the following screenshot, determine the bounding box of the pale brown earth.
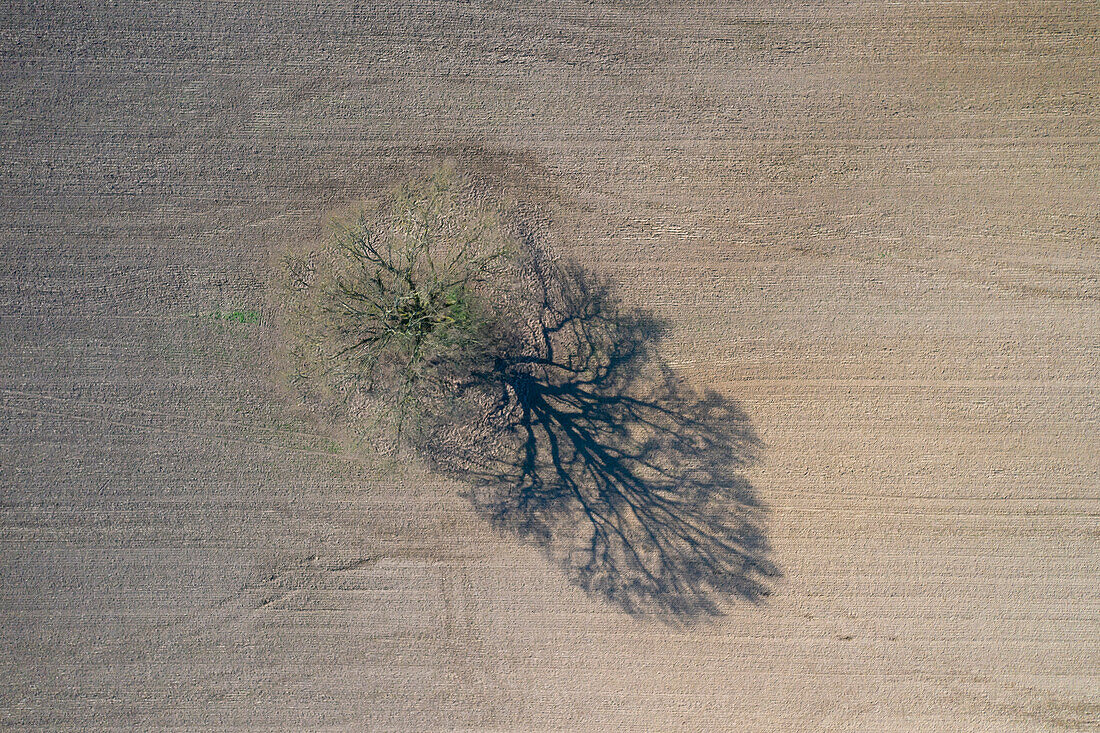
[1,1,1098,730]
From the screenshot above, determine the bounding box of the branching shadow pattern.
[419,254,778,620]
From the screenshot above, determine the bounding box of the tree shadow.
[418,252,779,621]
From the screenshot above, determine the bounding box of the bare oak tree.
[284,167,515,434]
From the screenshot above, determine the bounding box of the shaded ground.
[421,255,776,618]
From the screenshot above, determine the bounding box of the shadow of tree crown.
[417,248,779,621]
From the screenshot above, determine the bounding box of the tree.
[280,168,777,617]
[284,167,515,434]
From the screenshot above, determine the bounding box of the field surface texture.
[1,1,1098,730]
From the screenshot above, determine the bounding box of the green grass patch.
[216,309,261,324]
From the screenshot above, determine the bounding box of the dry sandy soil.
[1,1,1098,730]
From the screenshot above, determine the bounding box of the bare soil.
[1,1,1097,730]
